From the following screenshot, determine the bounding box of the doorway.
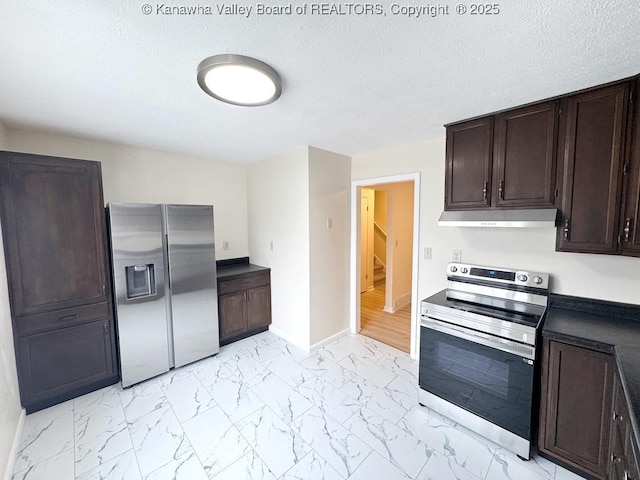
[350,174,420,357]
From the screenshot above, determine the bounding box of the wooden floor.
[360,285,411,353]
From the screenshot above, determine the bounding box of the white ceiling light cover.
[197,54,282,106]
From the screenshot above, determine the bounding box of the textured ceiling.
[0,1,639,163]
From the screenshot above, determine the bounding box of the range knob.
[517,274,528,282]
[533,276,543,285]
[461,267,468,274]
[450,266,458,273]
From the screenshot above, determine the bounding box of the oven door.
[419,316,535,440]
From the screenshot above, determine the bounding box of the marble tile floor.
[11,332,586,480]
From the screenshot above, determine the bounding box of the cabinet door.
[622,79,640,257]
[493,101,558,207]
[17,319,116,412]
[609,374,629,479]
[540,339,614,479]
[0,152,110,315]
[445,117,494,209]
[626,434,640,480]
[218,291,246,341]
[246,285,272,330]
[556,83,630,253]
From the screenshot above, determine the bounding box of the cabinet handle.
[102,284,106,296]
[58,314,80,321]
[482,181,488,201]
[103,322,108,334]
[563,218,570,241]
[614,411,624,422]
[624,218,632,242]
[612,453,622,464]
[499,180,504,200]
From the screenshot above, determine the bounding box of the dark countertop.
[543,294,640,450]
[216,257,270,280]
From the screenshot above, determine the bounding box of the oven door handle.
[421,316,536,361]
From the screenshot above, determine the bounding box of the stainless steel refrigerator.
[107,203,219,388]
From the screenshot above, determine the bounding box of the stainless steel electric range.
[418,263,550,459]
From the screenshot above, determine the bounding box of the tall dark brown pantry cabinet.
[0,151,118,413]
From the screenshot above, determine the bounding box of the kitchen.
[1,2,640,480]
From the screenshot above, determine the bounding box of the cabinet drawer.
[15,302,111,336]
[218,273,270,295]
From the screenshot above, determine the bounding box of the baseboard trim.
[393,292,412,312]
[4,408,26,480]
[268,325,309,352]
[383,305,395,314]
[309,328,350,354]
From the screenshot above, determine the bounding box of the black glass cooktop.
[423,289,546,329]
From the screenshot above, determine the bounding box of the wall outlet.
[326,218,333,229]
[222,241,230,250]
[452,249,462,263]
[424,247,432,260]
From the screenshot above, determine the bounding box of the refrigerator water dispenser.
[125,264,156,299]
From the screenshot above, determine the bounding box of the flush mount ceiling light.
[197,54,282,106]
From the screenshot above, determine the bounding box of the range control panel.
[447,263,549,290]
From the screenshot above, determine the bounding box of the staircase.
[374,257,385,287]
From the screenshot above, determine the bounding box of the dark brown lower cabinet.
[609,372,640,480]
[539,338,615,479]
[17,318,116,411]
[218,292,247,340]
[247,285,271,331]
[218,271,271,345]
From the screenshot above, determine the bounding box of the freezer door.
[108,203,170,387]
[165,204,219,367]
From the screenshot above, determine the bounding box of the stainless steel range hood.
[438,208,557,228]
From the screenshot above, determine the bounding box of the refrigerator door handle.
[165,233,171,291]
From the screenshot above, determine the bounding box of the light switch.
[327,218,333,229]
[424,247,432,260]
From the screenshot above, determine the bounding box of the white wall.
[352,137,640,306]
[6,128,249,260]
[383,182,414,310]
[247,147,311,348]
[0,123,7,149]
[360,188,376,292]
[373,190,387,265]
[308,147,351,345]
[0,123,23,480]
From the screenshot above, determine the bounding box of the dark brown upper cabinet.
[556,83,630,254]
[622,78,640,257]
[445,102,558,211]
[0,152,110,315]
[493,101,559,208]
[445,117,493,209]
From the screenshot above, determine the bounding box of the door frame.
[350,172,421,358]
